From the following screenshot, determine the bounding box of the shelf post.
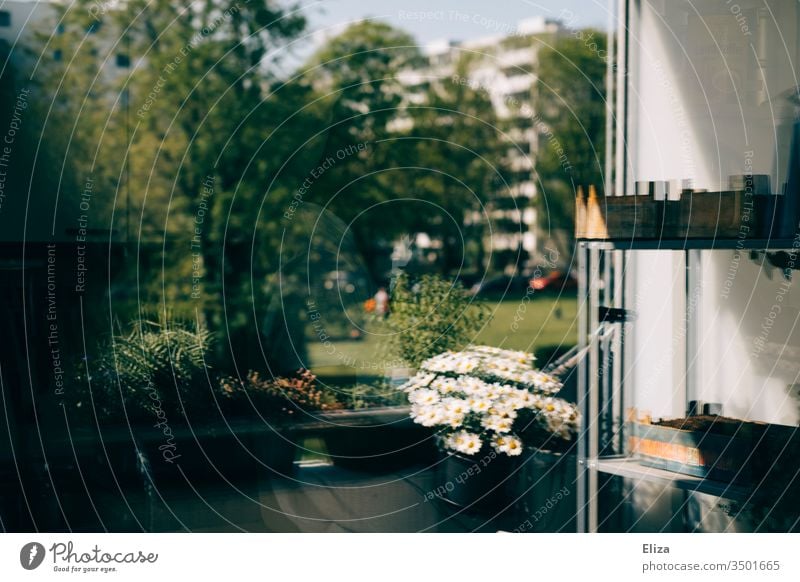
[577,241,602,532]
[577,242,588,533]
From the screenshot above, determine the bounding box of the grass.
[307,295,578,380]
[475,295,577,351]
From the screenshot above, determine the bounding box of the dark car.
[471,275,533,298]
[530,270,578,293]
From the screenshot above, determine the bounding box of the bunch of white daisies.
[399,346,580,457]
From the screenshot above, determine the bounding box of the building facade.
[395,17,565,272]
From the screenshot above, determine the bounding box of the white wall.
[697,250,800,425]
[631,0,800,194]
[628,0,800,426]
[627,250,686,420]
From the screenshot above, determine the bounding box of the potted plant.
[627,411,800,488]
[303,272,490,471]
[383,273,490,370]
[397,345,580,511]
[217,369,343,477]
[66,317,343,484]
[63,316,218,484]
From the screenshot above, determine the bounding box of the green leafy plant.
[385,273,490,368]
[74,316,213,421]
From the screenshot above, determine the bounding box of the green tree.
[304,24,513,279]
[118,0,325,372]
[534,30,607,259]
[25,10,122,239]
[30,0,322,373]
[406,57,509,275]
[302,21,423,281]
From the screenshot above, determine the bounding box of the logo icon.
[20,542,46,570]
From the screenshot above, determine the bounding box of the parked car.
[471,275,532,298]
[530,270,578,293]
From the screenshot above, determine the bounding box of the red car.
[530,270,578,292]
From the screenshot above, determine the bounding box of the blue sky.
[296,0,610,48]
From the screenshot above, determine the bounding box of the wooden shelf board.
[577,238,797,251]
[591,457,752,500]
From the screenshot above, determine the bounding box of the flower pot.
[134,421,297,484]
[510,450,577,532]
[307,407,437,471]
[436,448,519,512]
[250,430,298,478]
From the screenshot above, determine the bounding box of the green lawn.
[307,296,578,380]
[475,295,578,351]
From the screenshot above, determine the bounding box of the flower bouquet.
[398,346,580,457]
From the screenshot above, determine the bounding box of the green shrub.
[74,316,213,422]
[385,273,490,368]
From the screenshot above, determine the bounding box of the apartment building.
[398,17,564,271]
[0,0,131,74]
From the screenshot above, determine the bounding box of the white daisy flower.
[497,435,523,456]
[482,414,513,434]
[457,431,482,455]
[412,404,445,427]
[444,412,465,429]
[409,388,441,406]
[407,346,577,453]
[444,398,469,416]
[469,397,492,413]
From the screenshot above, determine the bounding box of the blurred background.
[0,0,607,531]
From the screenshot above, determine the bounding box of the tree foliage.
[31,0,323,372]
[25,7,592,377]
[405,58,508,274]
[301,21,423,279]
[534,30,607,257]
[386,273,490,367]
[303,25,510,277]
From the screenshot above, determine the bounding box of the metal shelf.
[591,457,752,501]
[577,238,797,251]
[575,237,774,530]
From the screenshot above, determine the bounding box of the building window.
[115,54,130,68]
[0,11,11,27]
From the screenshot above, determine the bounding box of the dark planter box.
[138,422,297,483]
[435,447,577,520]
[510,450,577,532]
[750,423,800,492]
[576,186,659,239]
[576,187,755,240]
[627,421,757,484]
[305,407,437,471]
[437,449,520,512]
[41,407,441,485]
[39,418,299,487]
